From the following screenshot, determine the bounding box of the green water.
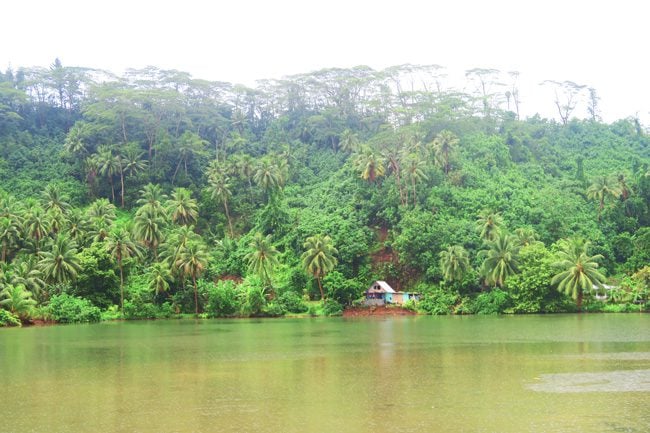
[1,314,648,433]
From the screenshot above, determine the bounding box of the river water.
[1,314,648,433]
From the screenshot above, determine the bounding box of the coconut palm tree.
[439,245,471,283]
[353,146,386,184]
[133,207,165,258]
[586,176,622,221]
[0,217,19,262]
[9,258,45,304]
[120,147,148,207]
[404,153,428,207]
[476,210,504,242]
[167,188,198,226]
[339,129,360,153]
[431,130,459,175]
[254,159,284,201]
[87,198,117,221]
[234,154,255,203]
[172,131,206,184]
[38,235,81,285]
[245,233,279,294]
[24,206,50,252]
[514,227,539,247]
[136,183,167,218]
[146,262,172,297]
[0,284,36,320]
[65,209,91,245]
[479,233,520,288]
[301,234,338,300]
[175,241,209,315]
[551,240,606,310]
[208,174,234,237]
[95,146,120,203]
[106,229,142,314]
[41,184,70,214]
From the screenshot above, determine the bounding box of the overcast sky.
[3,0,648,123]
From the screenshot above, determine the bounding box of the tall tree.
[175,241,209,315]
[38,235,81,285]
[133,207,165,259]
[353,147,386,184]
[586,176,622,221]
[475,210,504,242]
[208,175,234,237]
[479,233,520,288]
[106,229,142,314]
[245,233,280,295]
[167,188,198,226]
[95,146,120,204]
[551,240,606,310]
[439,245,471,283]
[301,234,338,300]
[431,130,459,175]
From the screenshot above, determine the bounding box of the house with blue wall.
[364,281,419,306]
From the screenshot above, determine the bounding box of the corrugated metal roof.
[366,280,395,293]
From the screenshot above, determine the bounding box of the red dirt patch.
[343,306,417,317]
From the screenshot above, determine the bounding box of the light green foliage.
[321,299,343,316]
[0,308,21,326]
[47,293,101,323]
[417,286,459,315]
[323,270,360,306]
[479,233,520,287]
[277,291,308,313]
[471,289,511,315]
[203,280,241,318]
[0,284,36,320]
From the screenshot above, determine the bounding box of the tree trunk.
[317,276,325,300]
[412,177,417,207]
[223,199,234,237]
[193,275,199,315]
[2,242,6,262]
[577,290,583,312]
[119,259,124,316]
[120,168,125,208]
[109,176,115,203]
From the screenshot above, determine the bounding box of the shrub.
[204,280,242,317]
[417,288,459,315]
[47,294,101,323]
[0,309,21,327]
[277,291,308,313]
[262,302,286,317]
[471,288,511,314]
[321,299,343,316]
[241,277,266,317]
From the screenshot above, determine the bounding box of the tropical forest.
[0,61,648,326]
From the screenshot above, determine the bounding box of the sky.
[2,0,649,123]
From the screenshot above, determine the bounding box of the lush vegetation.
[0,60,648,325]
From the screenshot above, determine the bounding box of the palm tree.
[586,176,621,221]
[63,123,88,156]
[146,262,172,297]
[301,234,338,300]
[133,207,165,258]
[0,217,19,262]
[551,240,606,310]
[106,229,142,314]
[254,159,284,201]
[160,225,200,279]
[120,147,148,207]
[65,209,91,245]
[479,233,520,288]
[339,129,360,153]
[234,154,255,203]
[95,146,120,204]
[617,174,631,201]
[208,174,234,237]
[404,153,428,207]
[439,245,471,283]
[167,188,198,226]
[24,206,50,252]
[38,235,81,285]
[431,130,459,175]
[476,210,504,242]
[136,183,167,218]
[353,147,386,184]
[88,198,117,221]
[47,208,66,235]
[175,241,209,315]
[84,155,99,198]
[0,284,36,320]
[41,184,70,214]
[172,131,206,184]
[514,227,539,247]
[245,233,280,294]
[10,259,45,304]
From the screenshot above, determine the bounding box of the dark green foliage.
[47,294,101,323]
[277,290,308,313]
[323,270,360,306]
[321,299,343,316]
[470,289,511,315]
[417,286,460,315]
[203,280,241,317]
[73,242,119,308]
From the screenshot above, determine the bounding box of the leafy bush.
[0,309,21,327]
[277,291,308,313]
[471,288,511,314]
[324,271,360,306]
[417,287,459,315]
[241,277,266,317]
[204,280,242,317]
[262,302,285,317]
[47,294,101,323]
[123,300,175,319]
[321,299,343,316]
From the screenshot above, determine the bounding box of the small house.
[364,281,420,306]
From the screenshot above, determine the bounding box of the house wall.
[364,299,385,306]
[392,293,404,304]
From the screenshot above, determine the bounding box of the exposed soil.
[343,306,417,317]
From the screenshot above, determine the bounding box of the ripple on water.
[528,369,650,393]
